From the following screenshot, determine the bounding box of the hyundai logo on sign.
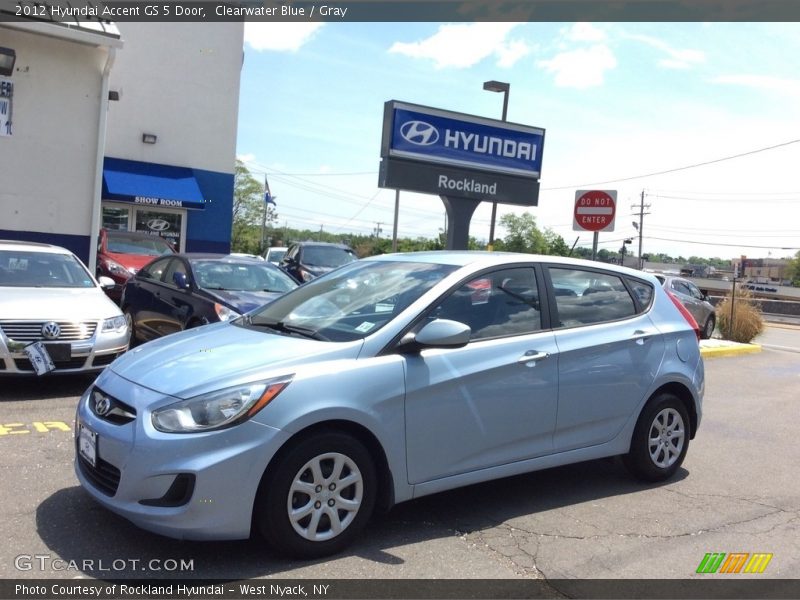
[383,101,545,178]
[400,121,439,146]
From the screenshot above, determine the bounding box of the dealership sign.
[379,101,545,209]
[382,101,545,178]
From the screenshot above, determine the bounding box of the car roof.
[365,250,657,278]
[0,240,73,254]
[292,242,353,249]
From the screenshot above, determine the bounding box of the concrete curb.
[700,340,762,358]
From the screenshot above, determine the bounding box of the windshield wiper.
[246,319,330,341]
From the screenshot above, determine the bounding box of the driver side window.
[431,268,542,341]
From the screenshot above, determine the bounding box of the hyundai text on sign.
[573,190,617,232]
[382,101,545,178]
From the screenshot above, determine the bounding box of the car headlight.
[299,268,316,282]
[102,258,133,278]
[214,303,241,322]
[151,376,293,433]
[102,315,127,332]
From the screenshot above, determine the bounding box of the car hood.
[103,251,161,271]
[206,289,284,314]
[109,322,360,397]
[0,287,121,321]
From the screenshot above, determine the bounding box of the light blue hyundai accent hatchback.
[75,252,704,558]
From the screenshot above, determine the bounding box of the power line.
[542,138,800,190]
[646,236,800,250]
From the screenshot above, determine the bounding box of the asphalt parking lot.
[0,325,798,597]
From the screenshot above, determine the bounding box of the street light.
[483,80,509,251]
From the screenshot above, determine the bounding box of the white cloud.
[624,33,705,69]
[713,74,800,97]
[237,153,256,164]
[565,22,607,43]
[389,23,530,69]
[537,45,617,89]
[244,22,324,52]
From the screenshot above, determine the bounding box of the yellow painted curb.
[700,343,762,358]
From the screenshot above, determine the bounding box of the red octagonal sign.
[573,189,617,232]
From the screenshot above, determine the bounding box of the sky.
[235,21,800,261]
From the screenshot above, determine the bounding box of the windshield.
[107,233,174,256]
[191,259,297,293]
[0,251,96,288]
[302,246,357,268]
[240,260,457,342]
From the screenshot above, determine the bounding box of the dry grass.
[715,286,765,343]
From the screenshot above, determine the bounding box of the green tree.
[232,160,277,254]
[499,213,547,254]
[785,250,800,286]
[543,228,570,256]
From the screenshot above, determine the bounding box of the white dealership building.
[0,15,243,269]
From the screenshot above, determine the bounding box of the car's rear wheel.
[255,432,376,558]
[624,393,689,482]
[701,314,716,339]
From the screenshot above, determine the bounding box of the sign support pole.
[591,232,599,261]
[392,189,400,252]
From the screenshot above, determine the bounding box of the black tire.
[701,314,716,339]
[123,308,138,346]
[623,393,690,482]
[255,432,376,559]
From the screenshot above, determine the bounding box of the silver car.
[0,240,130,375]
[655,275,716,339]
[75,252,704,558]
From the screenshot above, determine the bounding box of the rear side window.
[548,268,637,327]
[627,278,655,310]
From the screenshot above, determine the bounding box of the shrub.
[715,287,764,343]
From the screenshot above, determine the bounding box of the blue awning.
[103,157,206,210]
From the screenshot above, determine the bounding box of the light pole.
[483,80,509,251]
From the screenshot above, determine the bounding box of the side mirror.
[97,276,115,289]
[173,271,189,289]
[399,319,471,353]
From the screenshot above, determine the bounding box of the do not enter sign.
[573,189,617,232]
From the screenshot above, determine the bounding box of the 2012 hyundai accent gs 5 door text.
[75,251,704,558]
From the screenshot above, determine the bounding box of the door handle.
[518,351,550,364]
[631,330,652,345]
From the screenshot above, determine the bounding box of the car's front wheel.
[123,308,138,346]
[624,393,690,482]
[255,432,376,558]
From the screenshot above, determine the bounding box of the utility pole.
[632,190,651,270]
[374,222,383,238]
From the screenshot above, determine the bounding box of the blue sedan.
[121,254,297,344]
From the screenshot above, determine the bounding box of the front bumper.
[0,326,129,375]
[74,370,291,540]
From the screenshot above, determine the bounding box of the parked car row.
[2,240,705,561]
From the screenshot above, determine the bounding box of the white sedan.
[0,240,130,375]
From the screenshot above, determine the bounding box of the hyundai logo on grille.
[41,322,60,340]
[95,397,111,416]
[399,120,439,146]
[147,219,170,232]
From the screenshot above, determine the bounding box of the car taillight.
[666,290,701,342]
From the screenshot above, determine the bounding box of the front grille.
[0,320,97,343]
[15,357,88,371]
[77,454,121,496]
